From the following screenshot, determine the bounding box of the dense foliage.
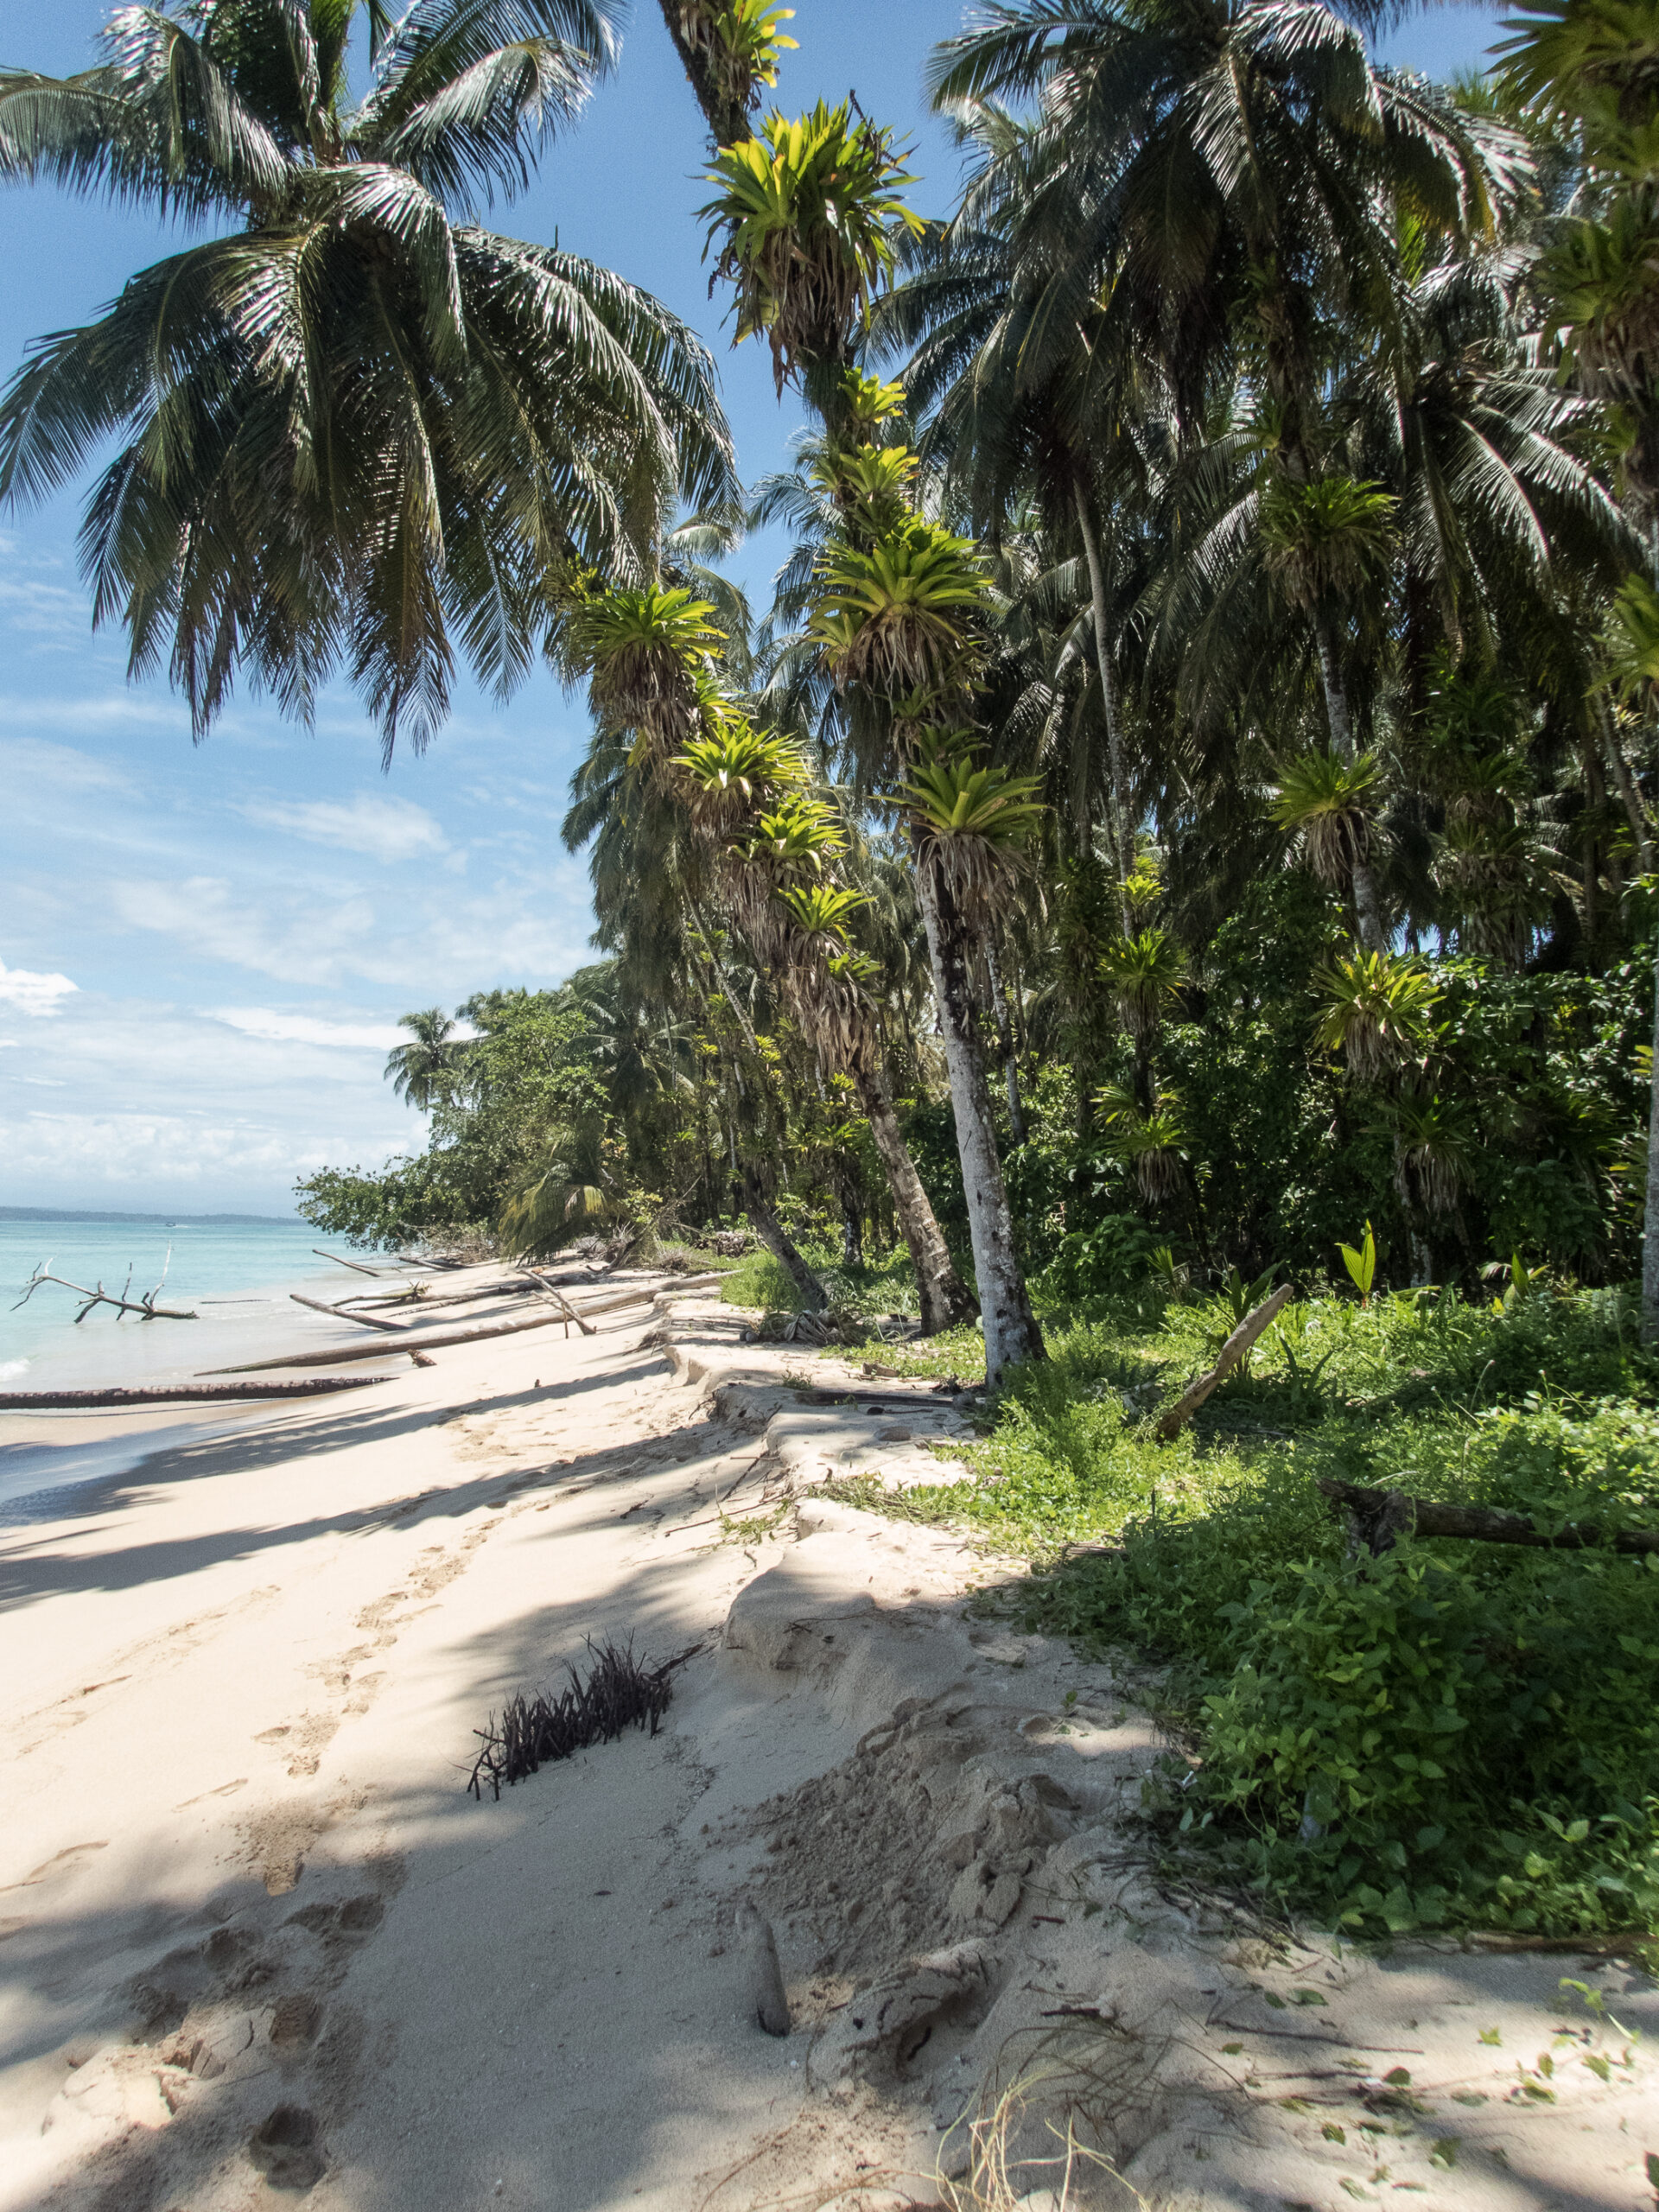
[830,1274,1659,1936]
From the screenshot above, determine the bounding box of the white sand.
[2,1285,1655,2212]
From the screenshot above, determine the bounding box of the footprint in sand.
[249,2103,327,2190]
[1,1840,108,1890]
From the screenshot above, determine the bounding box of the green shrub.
[719,1252,804,1311]
[1037,1214,1160,1302]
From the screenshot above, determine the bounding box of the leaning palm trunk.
[912,860,1044,1382]
[741,1169,828,1313]
[1313,618,1387,953]
[854,1059,979,1334]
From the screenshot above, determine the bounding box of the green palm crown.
[0,0,736,753]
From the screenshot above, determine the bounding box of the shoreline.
[0,1219,397,1399]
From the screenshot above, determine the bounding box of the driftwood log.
[289,1293,408,1333]
[12,1260,196,1322]
[1154,1284,1294,1440]
[203,1277,718,1376]
[1318,1477,1659,1557]
[517,1270,597,1337]
[0,1377,389,1409]
[313,1249,385,1276]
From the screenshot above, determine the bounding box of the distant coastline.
[0,1209,300,1226]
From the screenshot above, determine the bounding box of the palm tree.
[0,0,736,754]
[931,0,1522,950]
[385,1006,468,1109]
[565,601,980,1333]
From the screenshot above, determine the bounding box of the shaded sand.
[2,1285,1656,2212]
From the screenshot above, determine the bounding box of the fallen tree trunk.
[1318,1477,1659,1557]
[289,1293,407,1333]
[0,1377,390,1409]
[203,1277,718,1375]
[1154,1284,1294,1440]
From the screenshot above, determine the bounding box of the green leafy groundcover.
[841,1284,1659,1937]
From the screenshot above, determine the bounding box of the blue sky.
[0,0,1506,1215]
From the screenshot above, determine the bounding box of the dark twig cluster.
[467,1640,675,1801]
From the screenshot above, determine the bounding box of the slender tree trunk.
[984,938,1027,1144]
[913,861,1045,1381]
[1074,483,1133,929]
[1313,615,1387,953]
[1601,700,1655,869]
[741,1170,827,1313]
[853,1059,979,1334]
[840,1204,863,1267]
[1645,938,1659,1343]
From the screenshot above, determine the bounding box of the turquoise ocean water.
[0,1216,376,1392]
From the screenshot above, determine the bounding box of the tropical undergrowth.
[719,1241,923,1320]
[828,1278,1659,1940]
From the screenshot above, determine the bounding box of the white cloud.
[2,734,137,793]
[2,1109,411,1194]
[111,871,594,995]
[0,957,78,1015]
[212,1008,405,1050]
[243,792,448,862]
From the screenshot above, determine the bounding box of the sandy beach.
[3,1274,1656,2212]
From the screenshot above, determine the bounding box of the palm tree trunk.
[655,2,752,149]
[853,1059,979,1335]
[913,861,1045,1382]
[984,938,1027,1145]
[1074,483,1133,930]
[741,1169,828,1313]
[1313,615,1387,954]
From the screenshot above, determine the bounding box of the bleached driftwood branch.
[289,1292,408,1333]
[12,1253,197,1322]
[1153,1283,1294,1440]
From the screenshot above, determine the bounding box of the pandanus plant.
[575,585,725,763]
[664,2,797,147]
[671,721,801,838]
[899,749,1046,928]
[1272,751,1383,891]
[698,100,924,391]
[669,698,976,1332]
[1096,1084,1188,1205]
[1312,950,1441,1083]
[1096,928,1187,1043]
[811,520,990,690]
[1387,1092,1472,1217]
[726,791,844,947]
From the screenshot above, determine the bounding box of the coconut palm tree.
[0,0,736,753]
[385,1007,469,1109]
[930,0,1524,955]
